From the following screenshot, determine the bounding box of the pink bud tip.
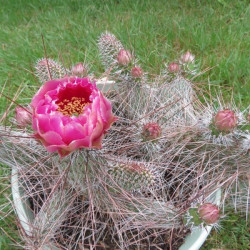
[101,34,116,43]
[15,106,32,127]
[142,122,161,141]
[117,49,132,66]
[131,67,143,78]
[127,163,147,173]
[181,51,195,63]
[247,114,250,122]
[71,63,87,77]
[37,59,48,66]
[102,34,113,40]
[214,109,237,132]
[168,62,179,73]
[198,203,220,224]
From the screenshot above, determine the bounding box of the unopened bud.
[198,203,220,224]
[214,109,237,132]
[71,63,87,77]
[142,122,161,141]
[168,62,179,73]
[131,67,143,78]
[15,106,32,127]
[247,113,250,122]
[117,49,132,66]
[181,51,195,63]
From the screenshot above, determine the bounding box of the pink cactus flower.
[131,66,143,78]
[168,62,179,73]
[214,109,237,132]
[71,63,87,77]
[181,51,195,63]
[142,122,161,141]
[117,49,132,66]
[198,203,220,224]
[15,106,32,127]
[31,77,116,157]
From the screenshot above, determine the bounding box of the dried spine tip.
[142,122,161,141]
[168,62,179,72]
[131,66,143,78]
[214,109,237,132]
[181,51,195,63]
[198,203,220,224]
[15,106,32,127]
[71,62,87,77]
[117,49,132,66]
[109,163,155,190]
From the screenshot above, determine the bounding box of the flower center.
[57,96,89,116]
[55,83,92,117]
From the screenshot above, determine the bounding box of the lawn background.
[0,0,249,249]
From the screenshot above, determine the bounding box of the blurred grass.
[203,210,250,250]
[0,0,249,249]
[0,0,249,108]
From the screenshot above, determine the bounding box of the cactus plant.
[0,32,249,249]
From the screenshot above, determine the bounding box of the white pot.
[11,167,221,250]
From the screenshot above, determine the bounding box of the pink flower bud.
[198,203,220,224]
[15,106,32,127]
[181,51,195,63]
[117,49,132,66]
[131,67,143,78]
[214,109,237,132]
[71,63,87,77]
[142,122,161,141]
[168,62,179,73]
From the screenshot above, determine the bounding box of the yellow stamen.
[57,97,89,116]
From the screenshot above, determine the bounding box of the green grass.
[1,0,249,107]
[0,0,249,249]
[0,167,20,249]
[203,210,250,250]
